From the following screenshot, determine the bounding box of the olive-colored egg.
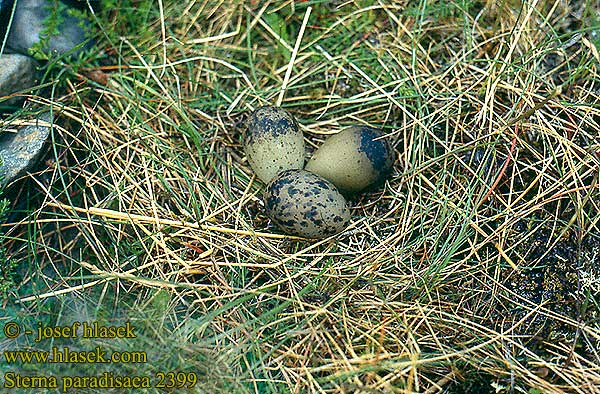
[305,126,395,193]
[244,106,305,183]
[263,169,351,238]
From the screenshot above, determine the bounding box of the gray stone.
[0,53,37,106]
[0,113,51,186]
[5,0,92,57]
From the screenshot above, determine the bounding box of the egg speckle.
[305,126,395,193]
[244,106,305,183]
[263,169,351,238]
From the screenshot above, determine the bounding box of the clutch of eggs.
[243,106,395,239]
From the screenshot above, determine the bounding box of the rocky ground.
[0,0,94,186]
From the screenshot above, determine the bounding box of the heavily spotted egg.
[305,126,395,193]
[263,169,351,238]
[244,106,305,183]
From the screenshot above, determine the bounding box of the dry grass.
[3,0,600,392]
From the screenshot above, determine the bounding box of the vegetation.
[1,0,599,392]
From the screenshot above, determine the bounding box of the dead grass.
[3,0,600,392]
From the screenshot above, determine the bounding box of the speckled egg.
[244,106,305,183]
[263,169,351,238]
[305,126,395,193]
